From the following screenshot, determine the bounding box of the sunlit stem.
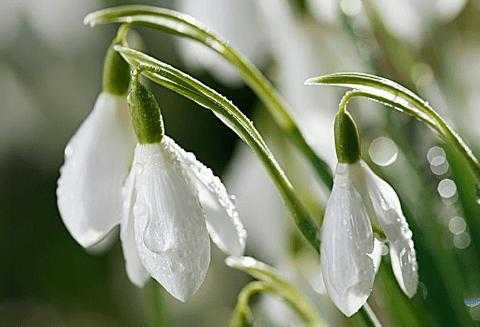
[220,47,334,188]
[339,90,480,182]
[84,6,333,188]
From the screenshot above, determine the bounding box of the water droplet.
[427,146,446,164]
[430,159,449,175]
[437,179,457,198]
[65,145,73,157]
[453,232,471,249]
[448,216,466,235]
[369,137,399,167]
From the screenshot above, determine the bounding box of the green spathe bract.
[334,111,361,164]
[127,75,164,144]
[103,42,131,95]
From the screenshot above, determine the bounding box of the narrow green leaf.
[306,72,480,181]
[115,46,321,252]
[84,5,333,189]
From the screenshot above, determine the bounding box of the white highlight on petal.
[57,93,136,248]
[321,163,375,317]
[360,162,418,298]
[161,136,246,257]
[132,143,210,302]
[120,170,150,287]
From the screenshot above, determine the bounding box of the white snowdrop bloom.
[57,92,136,248]
[122,136,246,300]
[321,112,418,316]
[58,75,246,302]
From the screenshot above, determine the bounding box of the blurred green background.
[2,0,480,326]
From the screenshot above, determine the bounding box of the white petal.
[120,170,150,287]
[360,161,418,297]
[132,143,211,302]
[57,92,136,248]
[161,136,246,257]
[321,163,376,317]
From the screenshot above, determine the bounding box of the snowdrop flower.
[58,69,246,301]
[321,111,418,316]
[123,78,246,300]
[57,42,134,248]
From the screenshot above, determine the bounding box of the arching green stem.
[306,73,480,182]
[84,5,333,188]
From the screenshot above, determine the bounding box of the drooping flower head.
[57,52,246,301]
[320,110,418,316]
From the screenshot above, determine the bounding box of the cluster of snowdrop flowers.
[56,44,246,301]
[321,109,418,316]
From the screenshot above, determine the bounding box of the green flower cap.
[334,111,361,164]
[127,75,164,144]
[102,42,131,95]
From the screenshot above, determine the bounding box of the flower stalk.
[102,25,131,95]
[84,5,334,189]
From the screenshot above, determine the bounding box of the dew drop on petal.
[369,137,398,167]
[437,179,457,199]
[64,145,73,158]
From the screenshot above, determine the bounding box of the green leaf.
[306,72,480,181]
[115,45,321,252]
[84,5,333,189]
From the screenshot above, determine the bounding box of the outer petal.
[120,170,150,287]
[132,143,211,302]
[57,92,136,248]
[321,163,376,317]
[360,161,418,297]
[161,136,246,257]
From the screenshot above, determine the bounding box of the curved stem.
[339,90,480,181]
[84,6,334,188]
[229,281,323,327]
[116,46,321,251]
